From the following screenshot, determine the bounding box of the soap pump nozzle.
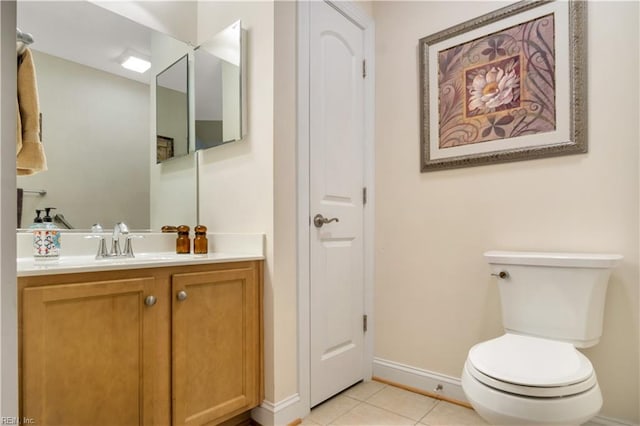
[33,209,43,223]
[43,207,56,223]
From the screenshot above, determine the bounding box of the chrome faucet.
[88,222,138,259]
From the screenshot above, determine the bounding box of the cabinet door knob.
[144,295,157,307]
[176,290,188,301]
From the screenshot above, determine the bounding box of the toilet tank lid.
[484,250,623,268]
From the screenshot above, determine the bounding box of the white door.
[309,0,366,407]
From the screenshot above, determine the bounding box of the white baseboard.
[373,357,637,426]
[372,357,468,403]
[251,393,305,426]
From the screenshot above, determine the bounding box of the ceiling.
[17,1,156,84]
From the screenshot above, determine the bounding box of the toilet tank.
[485,251,622,348]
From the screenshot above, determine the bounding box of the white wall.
[273,0,298,405]
[373,1,639,423]
[195,2,284,404]
[16,51,150,229]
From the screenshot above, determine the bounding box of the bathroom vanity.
[17,233,264,426]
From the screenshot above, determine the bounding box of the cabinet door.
[22,277,159,426]
[172,266,260,426]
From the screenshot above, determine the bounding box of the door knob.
[313,214,339,228]
[144,295,157,306]
[176,290,188,301]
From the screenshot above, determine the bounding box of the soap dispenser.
[33,207,61,261]
[29,209,44,228]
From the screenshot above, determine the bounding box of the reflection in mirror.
[194,20,243,150]
[15,1,196,231]
[156,55,189,163]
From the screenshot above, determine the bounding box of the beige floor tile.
[366,386,438,421]
[419,401,487,425]
[342,380,387,401]
[330,402,415,426]
[300,417,322,426]
[307,395,360,425]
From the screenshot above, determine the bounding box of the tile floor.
[302,380,488,426]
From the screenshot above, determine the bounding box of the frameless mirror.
[194,20,244,150]
[156,55,189,163]
[15,1,196,230]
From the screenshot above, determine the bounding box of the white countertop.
[17,232,264,277]
[18,252,263,276]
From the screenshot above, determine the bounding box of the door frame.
[0,0,19,417]
[297,0,375,415]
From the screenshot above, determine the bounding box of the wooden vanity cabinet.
[19,260,263,426]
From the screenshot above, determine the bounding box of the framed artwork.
[419,0,586,172]
[156,135,174,163]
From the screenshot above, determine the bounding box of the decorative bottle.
[193,225,208,255]
[176,225,191,254]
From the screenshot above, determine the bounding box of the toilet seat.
[467,334,596,398]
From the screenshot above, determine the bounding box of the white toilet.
[461,250,622,425]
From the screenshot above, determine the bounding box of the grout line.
[308,395,359,425]
[417,400,440,424]
[326,400,365,426]
[308,380,478,426]
[344,401,420,425]
[354,383,439,424]
[365,381,442,423]
[372,376,473,409]
[330,399,359,426]
[363,395,436,423]
[370,401,422,424]
[360,382,387,402]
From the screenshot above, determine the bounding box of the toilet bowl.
[461,251,622,425]
[462,334,602,425]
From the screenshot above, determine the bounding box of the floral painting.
[438,14,556,149]
[419,1,587,172]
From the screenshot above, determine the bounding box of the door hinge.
[363,314,368,332]
[363,187,367,205]
[362,59,366,79]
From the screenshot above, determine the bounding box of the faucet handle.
[123,235,143,258]
[85,234,108,259]
[114,222,129,235]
